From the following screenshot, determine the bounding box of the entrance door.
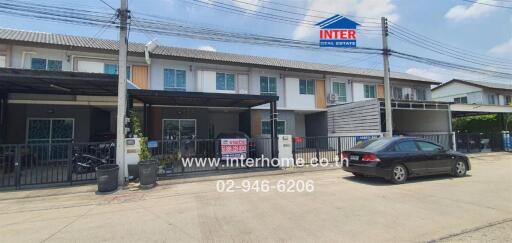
[162,119,196,140]
[162,119,197,156]
[27,118,74,160]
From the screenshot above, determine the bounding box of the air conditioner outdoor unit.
[328,93,338,103]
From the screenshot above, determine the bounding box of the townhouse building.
[0,28,444,145]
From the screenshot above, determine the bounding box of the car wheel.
[390,164,407,184]
[452,161,467,177]
[352,172,364,177]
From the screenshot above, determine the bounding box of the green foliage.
[129,111,151,161]
[453,114,512,133]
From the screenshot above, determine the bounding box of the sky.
[1,0,512,84]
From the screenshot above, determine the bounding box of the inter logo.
[316,14,360,48]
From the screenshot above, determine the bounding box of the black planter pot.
[96,164,119,192]
[138,160,158,186]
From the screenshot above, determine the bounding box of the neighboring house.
[0,28,440,144]
[432,79,512,106]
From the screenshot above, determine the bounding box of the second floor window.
[392,87,403,100]
[364,84,376,98]
[506,95,512,105]
[31,58,62,71]
[164,68,186,91]
[454,97,468,104]
[216,73,235,91]
[260,76,277,95]
[416,88,427,101]
[104,64,131,80]
[300,79,314,95]
[332,82,347,102]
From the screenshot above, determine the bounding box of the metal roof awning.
[128,89,278,108]
[0,68,278,108]
[0,68,118,96]
[451,104,512,117]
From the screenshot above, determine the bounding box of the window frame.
[163,68,187,91]
[299,79,315,95]
[454,96,468,104]
[31,57,63,71]
[103,63,131,80]
[216,72,236,91]
[363,84,376,99]
[332,81,347,102]
[415,88,427,101]
[261,120,286,135]
[26,118,75,144]
[260,76,277,96]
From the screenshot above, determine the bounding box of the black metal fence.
[455,132,504,153]
[292,135,382,164]
[149,138,275,176]
[0,142,115,189]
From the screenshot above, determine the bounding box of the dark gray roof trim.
[0,28,438,84]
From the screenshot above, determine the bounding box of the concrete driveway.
[0,153,511,242]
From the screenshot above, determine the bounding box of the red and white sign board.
[221,139,247,160]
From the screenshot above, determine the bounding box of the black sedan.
[342,137,470,184]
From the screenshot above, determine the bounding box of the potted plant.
[130,112,157,187]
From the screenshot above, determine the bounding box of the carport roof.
[128,89,278,108]
[0,68,278,108]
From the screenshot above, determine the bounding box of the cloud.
[293,0,399,40]
[489,37,512,55]
[198,45,217,52]
[445,0,498,21]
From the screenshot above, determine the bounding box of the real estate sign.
[316,14,360,48]
[221,139,247,160]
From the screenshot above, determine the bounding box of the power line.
[98,0,116,11]
[461,0,512,10]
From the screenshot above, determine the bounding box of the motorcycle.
[72,143,115,174]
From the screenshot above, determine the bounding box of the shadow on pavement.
[343,174,472,186]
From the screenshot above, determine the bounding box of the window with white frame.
[299,79,315,95]
[260,76,277,96]
[261,120,286,135]
[332,81,347,102]
[454,97,468,104]
[363,84,376,98]
[415,88,427,101]
[216,72,235,91]
[27,118,74,144]
[392,87,403,100]
[31,58,62,71]
[104,63,131,80]
[164,68,187,91]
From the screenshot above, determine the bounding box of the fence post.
[292,138,296,165]
[337,136,342,162]
[315,138,320,164]
[68,143,73,185]
[14,144,21,189]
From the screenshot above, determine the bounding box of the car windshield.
[352,139,391,151]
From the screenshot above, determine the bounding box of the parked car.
[342,137,470,184]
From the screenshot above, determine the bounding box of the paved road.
[0,153,511,242]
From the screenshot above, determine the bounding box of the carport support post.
[270,101,278,159]
[115,0,129,185]
[381,17,393,138]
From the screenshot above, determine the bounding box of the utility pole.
[381,17,393,138]
[116,0,129,185]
